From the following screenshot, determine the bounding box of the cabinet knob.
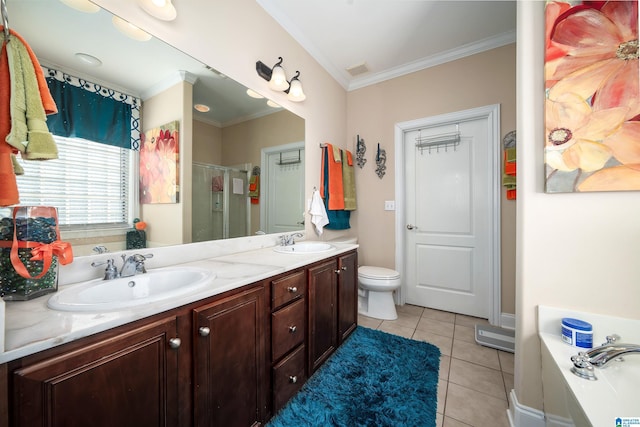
[168,338,181,349]
[289,325,297,333]
[199,327,211,337]
[287,286,298,293]
[334,269,341,275]
[289,375,297,384]
[341,266,347,271]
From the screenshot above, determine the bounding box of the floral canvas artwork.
[140,121,180,204]
[544,1,639,193]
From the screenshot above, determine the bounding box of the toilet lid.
[359,266,400,280]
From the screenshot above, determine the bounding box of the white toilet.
[358,266,401,320]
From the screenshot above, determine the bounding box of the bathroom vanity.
[0,239,358,427]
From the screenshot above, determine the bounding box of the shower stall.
[192,162,249,242]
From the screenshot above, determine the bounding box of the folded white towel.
[308,189,329,235]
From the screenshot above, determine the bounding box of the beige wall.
[140,80,193,246]
[347,44,517,315]
[192,119,222,165]
[516,1,640,411]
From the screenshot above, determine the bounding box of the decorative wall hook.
[375,143,386,179]
[356,135,366,168]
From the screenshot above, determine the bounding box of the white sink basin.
[48,266,215,312]
[273,242,335,254]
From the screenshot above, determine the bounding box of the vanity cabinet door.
[193,284,267,427]
[11,316,179,427]
[307,259,338,374]
[337,250,358,344]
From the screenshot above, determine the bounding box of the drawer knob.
[289,375,297,384]
[287,286,298,293]
[168,338,181,349]
[198,327,211,337]
[289,325,297,333]
[334,269,341,275]
[341,266,347,271]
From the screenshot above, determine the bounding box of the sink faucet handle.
[604,334,621,345]
[91,258,118,280]
[92,245,108,254]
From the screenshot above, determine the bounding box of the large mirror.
[7,0,305,252]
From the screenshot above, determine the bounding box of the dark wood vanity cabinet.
[10,315,180,427]
[193,283,268,427]
[337,250,358,344]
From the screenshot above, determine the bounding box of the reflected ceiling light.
[286,71,306,102]
[74,52,102,67]
[112,16,152,41]
[194,104,210,113]
[267,100,281,108]
[59,0,100,13]
[246,89,264,99]
[137,0,177,21]
[255,57,306,102]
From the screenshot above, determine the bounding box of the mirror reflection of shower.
[192,163,250,241]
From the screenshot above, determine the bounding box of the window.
[16,135,137,236]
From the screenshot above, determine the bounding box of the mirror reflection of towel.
[212,175,224,192]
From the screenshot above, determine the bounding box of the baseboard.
[507,389,545,427]
[501,313,516,330]
[545,413,575,427]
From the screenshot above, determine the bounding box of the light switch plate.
[384,201,395,211]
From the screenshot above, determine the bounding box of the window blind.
[16,136,131,228]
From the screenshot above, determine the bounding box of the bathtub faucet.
[570,334,640,380]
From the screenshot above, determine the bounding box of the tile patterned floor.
[358,305,513,427]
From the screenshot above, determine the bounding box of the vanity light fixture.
[137,0,177,21]
[59,0,100,13]
[256,57,306,102]
[112,16,152,41]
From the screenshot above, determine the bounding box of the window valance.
[43,66,141,150]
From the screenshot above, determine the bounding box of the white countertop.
[1,238,358,364]
[538,306,640,426]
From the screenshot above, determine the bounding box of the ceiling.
[6,0,517,125]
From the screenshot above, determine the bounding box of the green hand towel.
[505,147,516,163]
[342,150,356,211]
[11,154,24,175]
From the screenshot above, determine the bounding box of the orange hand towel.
[320,143,345,210]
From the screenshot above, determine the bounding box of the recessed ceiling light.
[59,0,100,13]
[137,0,177,21]
[112,16,152,41]
[74,53,102,67]
[267,100,281,108]
[194,104,211,113]
[246,89,264,99]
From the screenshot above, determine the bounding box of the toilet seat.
[358,266,400,280]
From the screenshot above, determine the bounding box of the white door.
[401,106,500,321]
[261,143,305,234]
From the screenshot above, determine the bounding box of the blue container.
[561,318,593,349]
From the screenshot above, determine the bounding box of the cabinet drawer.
[272,271,305,310]
[272,344,306,412]
[272,299,305,361]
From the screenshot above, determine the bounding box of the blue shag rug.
[267,326,441,427]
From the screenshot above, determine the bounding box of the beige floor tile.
[443,417,473,427]
[437,378,447,414]
[422,308,456,323]
[417,317,455,338]
[397,303,424,317]
[436,413,444,427]
[448,358,507,401]
[413,329,453,356]
[454,313,490,328]
[452,340,500,370]
[384,311,421,330]
[377,322,415,339]
[502,373,514,399]
[439,355,451,380]
[357,315,382,329]
[445,383,509,427]
[498,351,515,375]
[454,324,476,344]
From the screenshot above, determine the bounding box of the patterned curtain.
[43,66,141,150]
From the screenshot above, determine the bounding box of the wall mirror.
[7,0,305,251]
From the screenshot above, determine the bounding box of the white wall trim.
[394,104,501,325]
[501,313,516,330]
[508,389,546,427]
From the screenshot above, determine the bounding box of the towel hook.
[1,0,9,42]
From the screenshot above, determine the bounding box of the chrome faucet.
[91,253,154,280]
[571,334,640,380]
[279,233,304,246]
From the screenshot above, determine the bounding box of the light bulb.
[269,65,289,92]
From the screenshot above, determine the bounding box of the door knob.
[198,326,211,337]
[168,338,181,349]
[406,224,418,230]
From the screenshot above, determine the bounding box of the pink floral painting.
[544,0,639,192]
[140,121,180,203]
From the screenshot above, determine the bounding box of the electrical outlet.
[384,201,395,211]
